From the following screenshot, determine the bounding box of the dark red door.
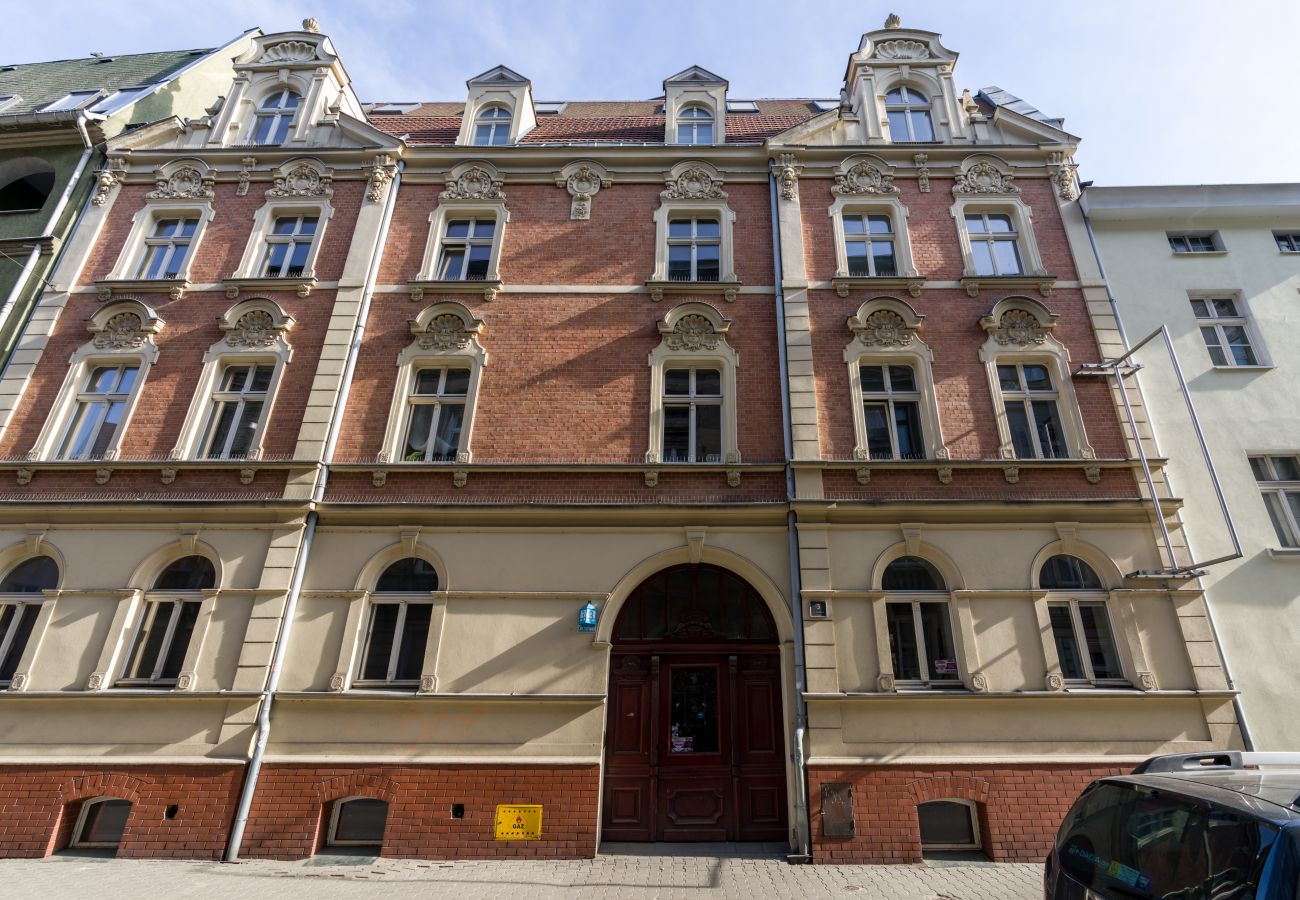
[602,565,787,843]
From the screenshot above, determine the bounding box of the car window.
[1057,781,1280,898]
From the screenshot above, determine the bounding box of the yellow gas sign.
[493,804,543,840]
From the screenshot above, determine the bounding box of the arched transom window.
[885,86,933,142]
[676,105,714,145]
[614,564,775,642]
[1040,554,1123,685]
[882,556,958,687]
[0,556,58,686]
[357,557,440,686]
[119,555,216,687]
[473,105,512,145]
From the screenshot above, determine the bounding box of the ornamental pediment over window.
[833,155,899,196]
[661,161,726,201]
[146,160,215,201]
[266,159,334,199]
[978,297,1059,347]
[440,161,506,202]
[953,156,1020,196]
[408,302,486,352]
[846,297,925,350]
[86,300,165,351]
[216,298,296,351]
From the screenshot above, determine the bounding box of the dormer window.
[676,105,714,145]
[473,105,512,146]
[252,90,300,146]
[885,87,933,142]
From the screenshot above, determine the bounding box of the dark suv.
[1046,752,1300,899]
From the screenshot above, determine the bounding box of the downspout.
[225,159,405,861]
[1079,192,1253,752]
[769,167,812,862]
[0,114,96,350]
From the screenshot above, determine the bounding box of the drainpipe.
[769,167,812,862]
[225,159,405,861]
[1079,191,1253,752]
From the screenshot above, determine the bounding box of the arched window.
[358,558,439,686]
[252,89,300,145]
[885,87,934,142]
[119,555,216,687]
[613,564,775,642]
[676,105,714,145]
[473,105,512,145]
[0,158,56,212]
[328,797,388,848]
[0,556,58,686]
[71,798,132,849]
[1040,554,1124,685]
[917,799,980,851]
[882,556,958,687]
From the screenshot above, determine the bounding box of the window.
[1167,231,1221,253]
[135,217,196,280]
[0,158,56,213]
[252,89,300,145]
[1275,232,1300,253]
[261,215,317,278]
[198,364,274,459]
[858,364,924,460]
[401,367,469,462]
[676,105,713,144]
[882,557,958,687]
[997,363,1067,459]
[918,800,980,851]
[56,364,140,460]
[71,798,131,849]
[667,218,720,282]
[0,556,58,686]
[40,90,101,113]
[885,87,934,142]
[118,556,215,688]
[357,558,438,686]
[965,213,1023,276]
[473,105,511,145]
[436,218,495,281]
[1040,554,1104,591]
[843,214,898,277]
[1048,601,1123,684]
[1192,296,1259,367]
[662,367,722,463]
[328,798,388,847]
[1251,455,1300,547]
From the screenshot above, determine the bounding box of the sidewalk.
[0,844,1043,899]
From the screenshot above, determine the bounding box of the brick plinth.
[0,764,244,859]
[240,763,599,860]
[808,763,1131,863]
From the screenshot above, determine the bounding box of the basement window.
[918,800,980,851]
[328,797,388,847]
[72,798,131,849]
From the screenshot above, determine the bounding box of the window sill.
[959,274,1056,298]
[646,279,741,303]
[1170,250,1227,257]
[1267,547,1300,560]
[223,275,316,299]
[408,278,503,301]
[95,277,191,301]
[1209,364,1273,371]
[831,275,925,299]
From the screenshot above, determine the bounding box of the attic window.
[534,101,566,115]
[811,99,840,112]
[40,90,103,112]
[91,87,148,114]
[725,100,758,113]
[369,103,420,115]
[0,94,20,113]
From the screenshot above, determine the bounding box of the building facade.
[0,18,1240,864]
[1085,183,1300,752]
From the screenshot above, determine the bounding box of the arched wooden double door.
[602,564,787,842]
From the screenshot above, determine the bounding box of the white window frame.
[1274,232,1300,253]
[917,799,981,851]
[171,299,294,461]
[963,211,1024,276]
[1251,454,1300,548]
[1190,292,1267,368]
[251,88,301,147]
[28,302,163,462]
[828,196,919,280]
[415,201,507,284]
[951,198,1048,279]
[995,361,1070,460]
[660,366,724,463]
[232,198,333,281]
[115,594,204,687]
[70,798,131,849]
[434,217,498,281]
[884,597,962,690]
[0,597,42,688]
[1167,231,1223,254]
[646,303,740,465]
[665,216,722,282]
[260,213,320,278]
[328,796,388,847]
[105,200,215,284]
[1045,596,1127,687]
[978,299,1094,461]
[397,366,473,463]
[676,105,714,145]
[380,303,487,465]
[473,104,512,146]
[884,85,935,143]
[650,187,738,287]
[354,597,434,687]
[197,362,278,460]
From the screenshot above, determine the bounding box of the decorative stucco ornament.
[237,157,256,196]
[257,40,317,63]
[266,164,332,198]
[1049,151,1080,201]
[952,160,1020,195]
[993,309,1048,346]
[146,166,214,200]
[91,160,126,206]
[226,310,279,348]
[93,313,147,350]
[832,161,898,195]
[884,12,902,28]
[417,314,474,351]
[561,165,611,220]
[775,153,801,202]
[665,314,722,351]
[661,166,726,200]
[367,154,397,203]
[875,40,929,60]
[302,17,321,32]
[440,166,505,201]
[913,153,931,193]
[856,310,914,349]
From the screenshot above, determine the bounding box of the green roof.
[0,48,214,117]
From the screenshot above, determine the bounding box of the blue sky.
[5,0,1298,185]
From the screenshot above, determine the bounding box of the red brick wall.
[0,764,243,859]
[808,763,1130,863]
[240,763,599,860]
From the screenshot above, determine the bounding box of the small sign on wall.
[494,804,543,840]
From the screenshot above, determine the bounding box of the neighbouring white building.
[1084,183,1300,751]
